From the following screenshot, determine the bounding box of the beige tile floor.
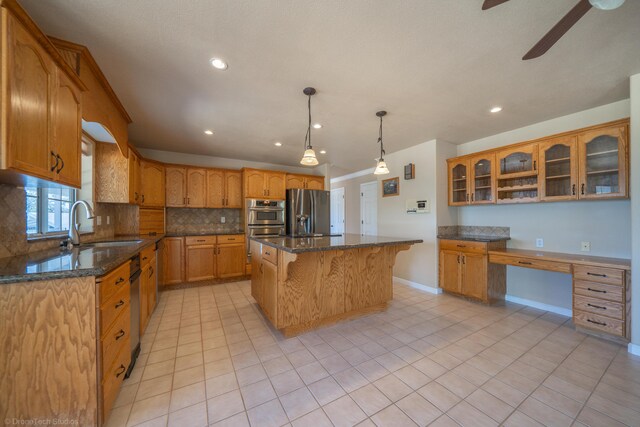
[106,280,640,427]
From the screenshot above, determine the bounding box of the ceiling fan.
[482,0,626,60]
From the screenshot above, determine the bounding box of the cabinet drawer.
[573,310,624,337]
[101,283,130,334]
[262,245,278,265]
[439,239,487,254]
[573,265,624,286]
[101,306,130,378]
[98,261,130,302]
[574,280,623,303]
[102,344,131,422]
[489,253,571,274]
[218,234,245,244]
[140,245,156,267]
[574,295,623,320]
[185,236,217,246]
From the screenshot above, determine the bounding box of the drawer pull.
[115,364,126,378]
[197,239,205,242]
[228,238,236,241]
[142,256,148,260]
[456,244,466,248]
[587,319,607,327]
[587,287,606,294]
[518,261,533,265]
[587,272,607,278]
[114,300,125,309]
[265,251,271,256]
[587,303,606,310]
[115,329,125,340]
[115,277,125,285]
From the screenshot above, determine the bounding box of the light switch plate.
[96,216,102,226]
[581,241,591,252]
[536,238,543,248]
[221,216,226,224]
[106,216,110,225]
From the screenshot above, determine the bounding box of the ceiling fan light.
[300,148,319,166]
[373,159,389,175]
[589,0,625,10]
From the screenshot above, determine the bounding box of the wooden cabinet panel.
[163,237,184,285]
[185,236,217,246]
[147,256,157,314]
[141,161,165,207]
[539,136,578,201]
[225,171,243,207]
[439,239,487,255]
[95,142,130,203]
[447,159,469,206]
[218,234,244,244]
[244,169,266,198]
[140,263,150,335]
[206,169,225,208]
[185,244,215,282]
[573,265,624,286]
[165,167,187,207]
[101,344,130,422]
[265,172,285,199]
[574,280,623,303]
[128,150,141,204]
[52,71,82,187]
[217,244,245,278]
[286,175,305,189]
[461,253,486,301]
[187,168,206,207]
[139,208,164,236]
[262,259,278,324]
[573,310,624,337]
[306,176,325,190]
[250,240,263,304]
[5,14,55,180]
[439,250,460,293]
[577,124,628,199]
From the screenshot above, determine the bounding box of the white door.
[330,188,345,235]
[360,181,377,236]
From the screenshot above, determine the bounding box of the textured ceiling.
[20,0,640,173]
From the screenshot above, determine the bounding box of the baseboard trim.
[628,343,640,356]
[393,276,442,295]
[505,294,572,317]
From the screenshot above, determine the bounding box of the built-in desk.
[489,248,631,343]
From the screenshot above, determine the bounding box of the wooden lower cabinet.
[217,243,246,278]
[438,239,506,303]
[140,247,157,335]
[262,258,278,324]
[163,237,184,285]
[186,243,216,282]
[173,235,247,283]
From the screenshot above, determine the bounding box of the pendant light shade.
[300,87,319,166]
[373,111,390,175]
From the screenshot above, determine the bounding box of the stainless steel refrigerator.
[286,188,331,236]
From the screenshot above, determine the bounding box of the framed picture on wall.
[382,177,400,197]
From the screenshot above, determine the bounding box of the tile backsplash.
[437,225,510,238]
[166,207,242,234]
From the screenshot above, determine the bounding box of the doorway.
[360,181,378,236]
[330,188,345,235]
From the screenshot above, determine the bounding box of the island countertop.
[251,234,423,254]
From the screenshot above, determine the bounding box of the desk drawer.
[101,306,130,378]
[439,240,487,254]
[573,265,624,286]
[262,245,278,265]
[574,310,624,337]
[185,236,217,246]
[489,253,571,274]
[99,261,130,302]
[101,283,130,334]
[574,295,623,320]
[574,280,623,303]
[218,234,245,244]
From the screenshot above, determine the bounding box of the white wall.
[138,148,324,175]
[630,74,640,353]
[456,100,632,311]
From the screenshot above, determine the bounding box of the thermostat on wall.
[406,199,429,214]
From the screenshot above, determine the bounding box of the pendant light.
[373,111,389,175]
[300,87,319,166]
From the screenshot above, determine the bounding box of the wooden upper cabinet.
[577,124,628,200]
[539,136,578,201]
[447,158,469,206]
[140,161,165,207]
[286,174,325,191]
[286,175,305,190]
[469,154,495,204]
[165,167,187,207]
[497,143,539,179]
[128,149,141,204]
[206,169,225,208]
[244,169,267,198]
[265,172,285,199]
[225,171,242,208]
[186,168,206,207]
[52,70,82,187]
[306,176,325,190]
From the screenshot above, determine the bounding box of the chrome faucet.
[68,200,96,245]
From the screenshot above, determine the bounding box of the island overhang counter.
[250,234,423,336]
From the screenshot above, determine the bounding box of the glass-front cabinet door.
[469,154,495,204]
[496,143,539,203]
[539,136,577,201]
[578,125,628,199]
[448,158,469,206]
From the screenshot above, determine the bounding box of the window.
[25,187,76,236]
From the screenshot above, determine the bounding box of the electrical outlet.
[220,216,226,224]
[96,216,102,226]
[106,215,110,225]
[581,241,591,252]
[536,238,544,248]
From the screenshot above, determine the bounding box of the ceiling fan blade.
[482,0,510,10]
[523,0,592,60]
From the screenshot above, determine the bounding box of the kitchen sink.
[81,240,143,248]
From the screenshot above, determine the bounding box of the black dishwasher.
[125,255,141,378]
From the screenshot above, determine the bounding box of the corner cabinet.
[578,124,628,199]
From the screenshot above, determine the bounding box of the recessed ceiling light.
[204,130,214,135]
[320,150,327,154]
[490,106,503,113]
[313,123,322,129]
[210,58,228,70]
[274,142,282,147]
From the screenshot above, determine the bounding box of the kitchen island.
[250,234,422,336]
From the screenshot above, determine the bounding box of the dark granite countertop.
[251,234,423,254]
[0,235,163,284]
[437,234,511,242]
[165,231,244,237]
